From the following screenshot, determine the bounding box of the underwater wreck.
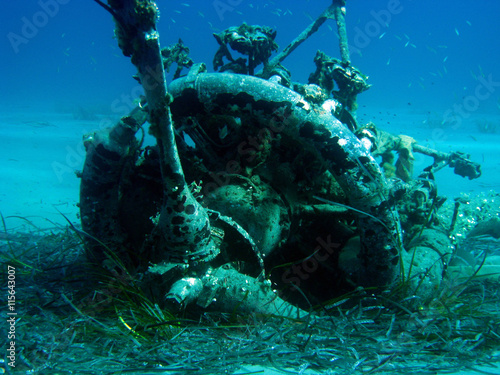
[5,1,500,374]
[80,0,484,318]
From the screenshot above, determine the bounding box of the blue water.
[2,1,500,112]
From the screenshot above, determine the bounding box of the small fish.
[171,18,176,23]
[466,20,472,26]
[61,33,65,38]
[181,2,190,6]
[443,56,448,63]
[198,11,205,18]
[379,32,386,39]
[327,24,333,31]
[386,58,391,65]
[455,28,459,36]
[404,33,410,40]
[304,12,313,21]
[426,45,437,54]
[173,10,181,14]
[23,121,56,128]
[443,65,448,74]
[394,35,402,41]
[410,43,416,48]
[219,125,228,140]
[404,41,410,47]
[478,65,484,78]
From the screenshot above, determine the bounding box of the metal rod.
[332,0,351,65]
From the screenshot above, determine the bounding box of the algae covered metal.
[82,0,482,316]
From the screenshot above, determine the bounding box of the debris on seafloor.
[83,0,486,319]
[3,1,500,374]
